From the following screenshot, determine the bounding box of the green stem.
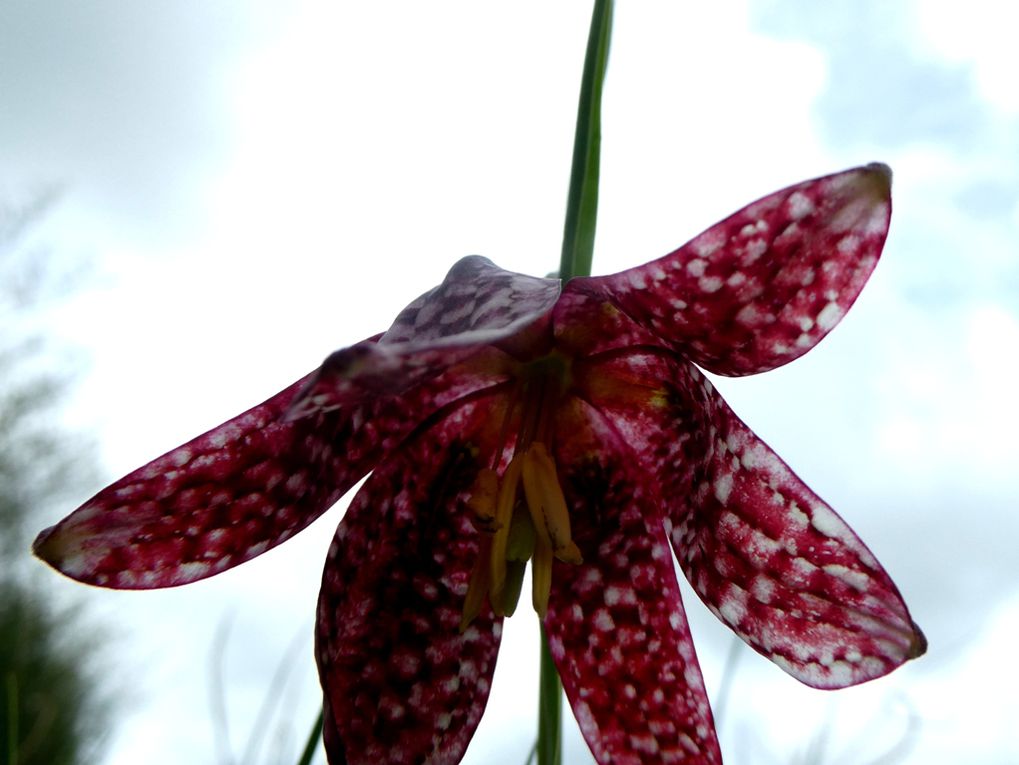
[558,0,614,282]
[538,3,614,764]
[537,626,562,765]
[296,707,323,765]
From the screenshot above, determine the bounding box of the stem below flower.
[539,2,614,764]
[537,625,562,765]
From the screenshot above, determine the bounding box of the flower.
[35,164,925,764]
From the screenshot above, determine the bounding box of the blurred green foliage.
[0,589,108,765]
[1,194,112,765]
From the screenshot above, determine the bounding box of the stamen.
[520,444,583,565]
[460,538,491,632]
[531,539,554,618]
[459,352,582,629]
[466,468,500,533]
[488,454,523,610]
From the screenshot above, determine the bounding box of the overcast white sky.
[4,1,1019,763]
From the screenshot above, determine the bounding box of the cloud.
[0,0,288,245]
[752,0,1017,153]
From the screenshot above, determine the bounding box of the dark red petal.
[675,389,926,688]
[579,348,925,689]
[291,256,560,413]
[317,394,503,765]
[383,256,560,346]
[290,344,515,423]
[569,164,891,376]
[33,364,470,588]
[546,399,721,765]
[552,283,668,359]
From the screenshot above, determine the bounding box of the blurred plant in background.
[1,194,113,765]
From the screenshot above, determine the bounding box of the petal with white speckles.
[291,256,559,413]
[572,345,924,688]
[568,164,891,376]
[663,359,924,688]
[317,394,503,765]
[545,399,721,765]
[34,355,500,589]
[35,372,365,587]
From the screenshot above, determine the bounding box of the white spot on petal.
[787,502,809,529]
[686,258,707,277]
[628,270,648,290]
[692,232,724,258]
[714,473,733,504]
[787,191,815,220]
[629,733,659,755]
[816,302,844,331]
[699,276,723,293]
[823,563,870,591]
[837,234,860,254]
[810,506,851,541]
[736,303,762,326]
[751,575,775,603]
[593,608,616,632]
[718,588,748,626]
[743,238,768,264]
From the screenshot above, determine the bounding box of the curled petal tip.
[32,522,87,583]
[32,523,71,567]
[860,161,893,198]
[31,525,57,561]
[908,622,928,660]
[865,161,892,182]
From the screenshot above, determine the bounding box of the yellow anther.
[531,539,554,618]
[488,455,523,608]
[520,444,583,566]
[460,539,491,632]
[466,468,500,533]
[459,352,584,629]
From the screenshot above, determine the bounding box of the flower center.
[460,354,582,630]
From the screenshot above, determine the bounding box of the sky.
[3,0,1019,763]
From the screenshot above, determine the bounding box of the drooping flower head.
[35,165,924,764]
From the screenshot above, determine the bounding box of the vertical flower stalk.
[541,1,613,762]
[559,0,614,283]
